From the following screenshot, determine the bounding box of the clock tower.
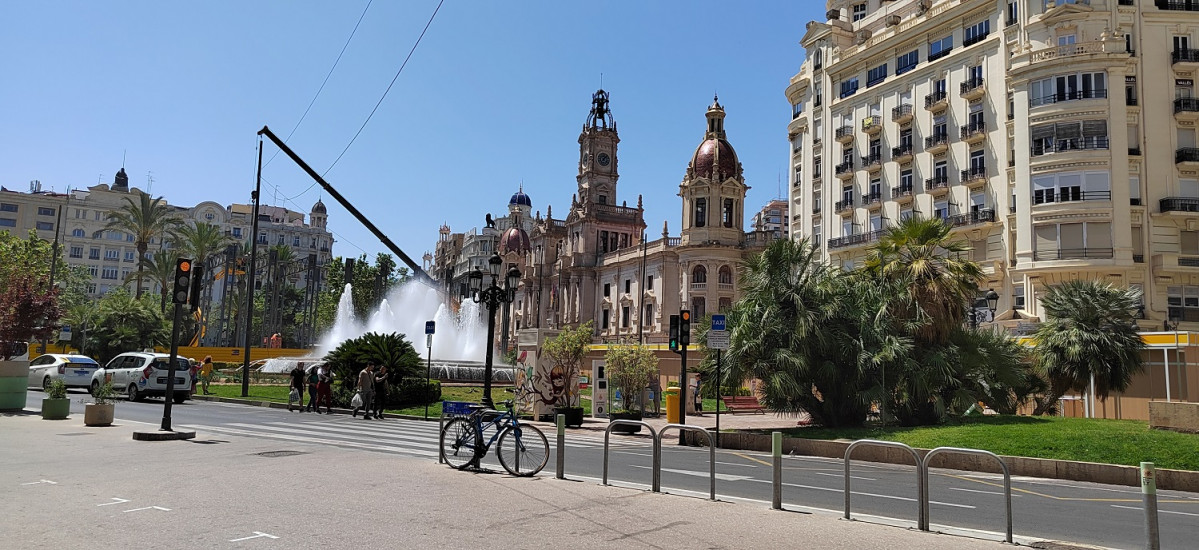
[577,89,620,209]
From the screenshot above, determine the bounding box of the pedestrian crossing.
[182,417,650,459]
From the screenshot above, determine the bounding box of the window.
[1007,1,1018,25]
[896,50,919,75]
[87,265,98,277]
[1030,72,1107,106]
[36,221,53,231]
[970,149,986,173]
[867,63,888,87]
[933,114,947,138]
[104,249,119,260]
[38,207,56,216]
[694,198,707,227]
[126,233,134,242]
[604,283,610,297]
[89,247,100,260]
[934,160,948,181]
[929,35,953,61]
[692,297,706,319]
[1032,171,1110,204]
[719,298,732,312]
[934,200,949,220]
[647,275,654,290]
[900,169,913,191]
[1183,231,1199,255]
[621,306,630,328]
[123,251,135,262]
[101,267,118,280]
[71,228,84,237]
[719,265,733,285]
[232,227,242,238]
[0,218,16,227]
[852,3,867,22]
[0,203,17,212]
[900,206,914,221]
[624,279,631,294]
[969,102,984,127]
[293,237,300,246]
[1030,120,1109,155]
[692,265,707,284]
[869,178,882,201]
[644,303,654,327]
[602,309,610,330]
[1013,284,1025,309]
[963,19,990,47]
[277,235,285,245]
[1034,222,1113,259]
[1057,34,1076,46]
[598,195,607,205]
[1130,176,1141,205]
[1175,35,1190,54]
[840,78,859,99]
[69,246,82,258]
[899,128,912,151]
[842,185,853,204]
[723,198,735,228]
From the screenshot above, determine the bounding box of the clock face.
[598,153,611,166]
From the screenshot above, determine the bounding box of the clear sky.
[0,1,819,272]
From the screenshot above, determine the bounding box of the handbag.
[351,391,363,408]
[289,388,300,403]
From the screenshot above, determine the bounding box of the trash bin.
[664,386,680,424]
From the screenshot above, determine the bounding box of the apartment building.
[752,199,790,239]
[787,0,1199,332]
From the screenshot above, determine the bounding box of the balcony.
[926,175,950,196]
[828,230,883,250]
[835,125,855,144]
[1130,147,1142,156]
[1177,147,1199,166]
[1032,248,1114,261]
[1134,254,1144,263]
[1160,197,1199,213]
[925,90,949,111]
[891,144,914,163]
[1159,1,1199,10]
[811,171,821,183]
[960,121,987,144]
[861,116,883,136]
[1033,190,1112,205]
[948,208,996,228]
[960,167,988,189]
[1172,48,1199,69]
[962,32,990,49]
[959,77,985,100]
[834,199,854,214]
[892,184,915,203]
[860,153,883,172]
[925,133,950,154]
[864,191,882,205]
[892,104,914,123]
[1178,99,1199,123]
[1028,41,1107,63]
[812,204,822,215]
[1031,137,1110,156]
[835,160,855,179]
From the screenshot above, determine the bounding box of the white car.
[90,352,193,403]
[28,354,101,391]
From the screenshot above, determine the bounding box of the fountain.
[260,281,515,383]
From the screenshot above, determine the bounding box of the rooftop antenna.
[777,169,782,200]
[146,171,154,194]
[122,149,126,169]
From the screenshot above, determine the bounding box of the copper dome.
[691,138,738,181]
[499,226,531,255]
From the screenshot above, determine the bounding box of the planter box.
[610,412,644,434]
[0,359,30,411]
[84,403,115,426]
[554,407,585,428]
[1149,401,1199,433]
[41,397,70,420]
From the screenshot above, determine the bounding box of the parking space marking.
[817,472,876,481]
[20,479,57,485]
[950,487,1020,497]
[1111,505,1199,517]
[97,498,130,506]
[230,532,279,542]
[123,506,170,513]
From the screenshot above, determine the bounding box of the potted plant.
[41,378,70,420]
[0,266,63,411]
[84,381,116,427]
[539,321,592,427]
[604,339,658,434]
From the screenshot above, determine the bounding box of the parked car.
[27,353,101,391]
[90,352,193,403]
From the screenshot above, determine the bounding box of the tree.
[129,249,177,313]
[603,340,658,413]
[0,231,62,359]
[86,289,170,364]
[1031,280,1144,415]
[538,320,593,408]
[323,332,422,390]
[105,193,180,298]
[173,222,232,268]
[63,301,100,357]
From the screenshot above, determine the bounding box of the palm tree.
[63,302,100,356]
[862,216,984,345]
[127,249,177,313]
[173,222,233,270]
[1031,280,1145,415]
[105,193,180,298]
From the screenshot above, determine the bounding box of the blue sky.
[0,1,818,270]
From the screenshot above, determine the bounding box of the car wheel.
[127,384,141,402]
[42,376,52,392]
[90,380,99,396]
[173,394,186,404]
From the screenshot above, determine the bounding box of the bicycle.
[439,400,549,476]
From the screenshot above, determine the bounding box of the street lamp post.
[968,289,1000,330]
[469,253,521,409]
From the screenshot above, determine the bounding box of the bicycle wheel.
[440,418,480,470]
[495,424,549,476]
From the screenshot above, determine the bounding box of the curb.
[132,429,196,441]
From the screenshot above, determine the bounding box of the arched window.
[718,265,732,285]
[692,265,707,284]
[694,198,707,228]
[692,297,706,319]
[71,228,84,238]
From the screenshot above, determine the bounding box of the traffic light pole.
[242,139,263,398]
[161,302,183,431]
[678,342,687,446]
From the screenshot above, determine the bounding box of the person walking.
[305,365,320,412]
[199,356,214,395]
[353,364,375,419]
[316,364,334,414]
[372,365,388,419]
[288,363,307,412]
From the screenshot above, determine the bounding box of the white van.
[90,352,192,403]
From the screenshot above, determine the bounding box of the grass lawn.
[766,415,1199,472]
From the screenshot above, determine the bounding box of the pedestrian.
[188,358,199,398]
[353,364,375,419]
[372,365,388,419]
[316,364,334,414]
[692,373,703,415]
[288,363,306,412]
[305,364,320,412]
[199,356,214,395]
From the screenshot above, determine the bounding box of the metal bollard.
[1142,462,1160,550]
[555,414,565,480]
[772,432,782,510]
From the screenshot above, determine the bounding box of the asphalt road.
[30,389,1199,549]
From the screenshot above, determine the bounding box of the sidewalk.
[0,411,1009,549]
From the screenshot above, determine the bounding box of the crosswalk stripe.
[183,424,428,456]
[230,423,441,451]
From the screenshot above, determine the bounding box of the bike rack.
[843,439,926,530]
[656,423,717,501]
[922,447,1013,543]
[602,420,658,488]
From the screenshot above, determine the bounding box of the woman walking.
[372,366,388,419]
[199,356,214,395]
[305,365,320,412]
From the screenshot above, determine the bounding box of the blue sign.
[425,320,436,335]
[711,314,726,332]
[441,401,473,416]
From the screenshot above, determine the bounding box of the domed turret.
[689,95,740,181]
[509,190,532,208]
[499,226,531,256]
[311,199,327,214]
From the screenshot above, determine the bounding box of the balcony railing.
[1130,147,1142,156]
[1161,197,1199,213]
[1127,95,1138,106]
[828,230,884,249]
[835,160,855,175]
[1032,248,1114,261]
[925,90,948,108]
[962,32,990,48]
[835,125,855,140]
[1031,137,1109,156]
[960,121,986,140]
[948,208,996,227]
[812,205,822,215]
[1029,41,1105,62]
[891,104,913,121]
[1172,48,1199,64]
[961,167,987,184]
[1177,147,1199,163]
[834,199,854,213]
[1030,89,1107,107]
[861,153,883,169]
[960,77,984,95]
[862,116,882,133]
[1175,98,1199,114]
[892,184,914,198]
[892,144,914,158]
[925,133,949,149]
[1159,1,1199,10]
[928,48,952,62]
[926,175,950,190]
[1134,254,1145,263]
[1033,190,1112,205]
[865,191,882,204]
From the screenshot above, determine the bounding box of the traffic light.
[680,309,691,346]
[668,315,680,352]
[344,258,356,283]
[172,258,193,305]
[188,264,203,308]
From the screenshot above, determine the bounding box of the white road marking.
[742,478,976,509]
[817,472,876,481]
[949,487,1018,497]
[97,498,130,506]
[123,506,170,513]
[1111,505,1199,517]
[630,465,753,482]
[715,460,757,468]
[20,479,57,485]
[229,532,280,542]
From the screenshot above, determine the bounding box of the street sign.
[711,314,726,332]
[425,320,436,334]
[708,331,729,350]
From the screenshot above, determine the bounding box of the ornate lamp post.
[469,252,521,409]
[968,289,1000,330]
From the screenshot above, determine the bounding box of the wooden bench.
[720,395,766,414]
